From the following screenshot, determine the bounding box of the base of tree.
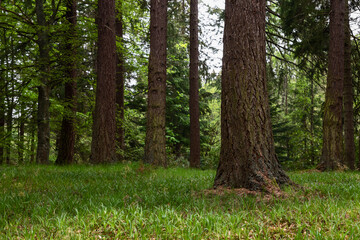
[316,161,348,172]
[214,166,291,193]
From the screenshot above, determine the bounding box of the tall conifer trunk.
[189,0,200,168]
[56,0,78,165]
[90,0,116,164]
[35,0,51,164]
[145,0,167,166]
[343,0,355,170]
[116,2,125,161]
[319,0,345,171]
[214,0,289,190]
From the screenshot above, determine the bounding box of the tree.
[116,1,125,161]
[214,0,290,190]
[189,0,200,168]
[56,0,78,165]
[343,0,355,170]
[35,0,51,164]
[144,0,167,166]
[319,0,345,171]
[90,0,117,164]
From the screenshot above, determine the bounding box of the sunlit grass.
[1,163,360,239]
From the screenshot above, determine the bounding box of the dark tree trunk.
[214,0,290,191]
[189,0,200,168]
[0,30,5,164]
[319,0,345,171]
[56,0,77,165]
[343,0,355,170]
[144,0,167,167]
[18,106,25,162]
[90,0,117,164]
[35,0,51,164]
[116,2,125,161]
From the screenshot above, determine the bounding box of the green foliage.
[2,164,360,238]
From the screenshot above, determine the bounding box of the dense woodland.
[3,0,360,238]
[1,0,360,177]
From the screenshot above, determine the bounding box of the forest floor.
[1,163,360,239]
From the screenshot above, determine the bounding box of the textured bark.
[214,0,290,191]
[116,3,125,161]
[144,0,167,167]
[90,0,117,164]
[319,0,345,171]
[343,0,355,170]
[189,0,200,168]
[56,0,77,165]
[35,0,51,164]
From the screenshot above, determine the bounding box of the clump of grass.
[1,163,360,239]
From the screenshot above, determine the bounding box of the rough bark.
[116,2,125,161]
[90,0,117,164]
[189,0,200,168]
[319,0,345,171]
[343,0,355,170]
[144,0,167,167]
[35,0,51,164]
[214,0,290,191]
[56,0,77,165]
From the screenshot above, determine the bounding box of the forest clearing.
[1,163,360,239]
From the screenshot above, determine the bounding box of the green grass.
[1,163,360,239]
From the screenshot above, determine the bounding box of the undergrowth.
[1,163,360,239]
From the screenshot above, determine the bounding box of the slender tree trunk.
[189,0,200,168]
[116,2,125,161]
[90,0,117,164]
[35,0,51,164]
[343,0,355,170]
[18,106,25,162]
[214,0,290,190]
[310,76,315,164]
[0,30,5,164]
[56,0,77,165]
[5,98,13,164]
[319,0,345,171]
[144,0,168,167]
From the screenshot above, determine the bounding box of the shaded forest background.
[1,0,360,170]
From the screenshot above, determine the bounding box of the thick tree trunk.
[214,0,290,191]
[319,0,345,171]
[35,0,51,164]
[90,0,117,164]
[116,3,125,161]
[189,0,200,168]
[56,0,77,165]
[144,0,167,167]
[343,0,355,170]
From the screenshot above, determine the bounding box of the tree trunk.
[343,0,355,170]
[189,0,200,168]
[144,0,167,167]
[0,30,5,164]
[35,0,51,164]
[18,106,25,162]
[214,0,290,191]
[319,0,345,171]
[116,2,125,161]
[90,0,117,164]
[56,0,77,165]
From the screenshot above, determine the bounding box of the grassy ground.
[1,163,360,239]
